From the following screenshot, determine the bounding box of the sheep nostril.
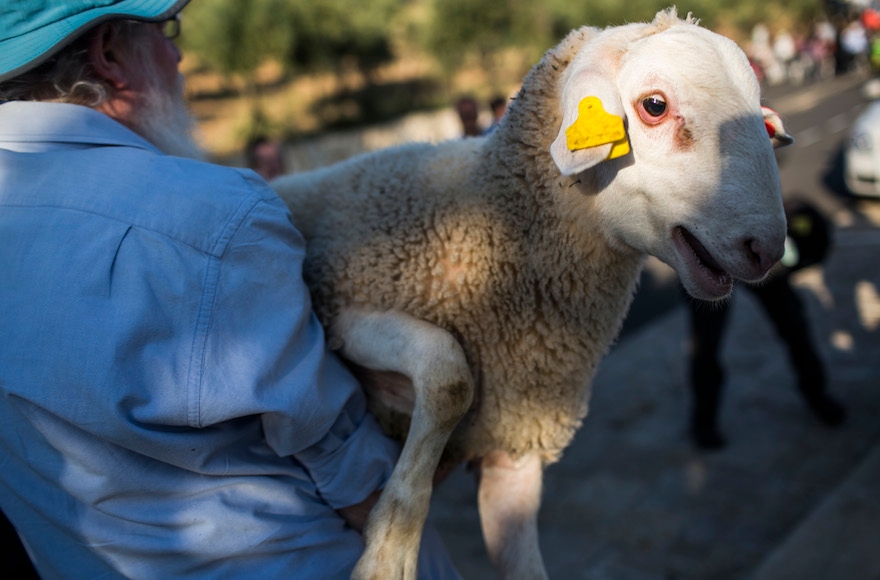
[746,238,761,263]
[744,237,781,275]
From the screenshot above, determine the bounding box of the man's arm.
[197,191,400,511]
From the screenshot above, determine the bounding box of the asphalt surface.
[430,72,880,579]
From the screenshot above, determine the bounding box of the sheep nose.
[743,236,784,278]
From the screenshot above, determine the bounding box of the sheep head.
[551,9,790,301]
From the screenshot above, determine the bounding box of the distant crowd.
[747,12,880,86]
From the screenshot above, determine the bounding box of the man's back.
[0,101,390,579]
[0,3,460,576]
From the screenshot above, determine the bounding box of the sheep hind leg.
[477,450,548,580]
[331,308,474,580]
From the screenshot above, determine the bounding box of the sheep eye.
[642,96,667,117]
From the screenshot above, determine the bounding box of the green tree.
[180,0,299,140]
[286,0,401,76]
[180,0,404,80]
[180,0,295,80]
[426,0,553,75]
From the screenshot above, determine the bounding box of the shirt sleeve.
[197,191,400,509]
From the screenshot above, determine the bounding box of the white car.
[845,99,880,198]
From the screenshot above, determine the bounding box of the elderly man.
[0,1,459,578]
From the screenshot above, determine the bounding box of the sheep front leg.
[477,450,548,579]
[332,308,474,580]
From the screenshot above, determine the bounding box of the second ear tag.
[565,96,630,159]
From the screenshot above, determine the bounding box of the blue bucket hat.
[0,0,190,83]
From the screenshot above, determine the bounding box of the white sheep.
[272,9,792,579]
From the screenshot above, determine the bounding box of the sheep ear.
[551,73,629,176]
[762,106,794,148]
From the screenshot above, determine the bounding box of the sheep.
[271,9,792,579]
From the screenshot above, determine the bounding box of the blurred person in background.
[838,19,869,74]
[772,29,797,82]
[685,199,847,450]
[246,134,287,181]
[455,95,482,137]
[0,1,460,578]
[484,95,508,134]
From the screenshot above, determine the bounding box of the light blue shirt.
[0,101,413,579]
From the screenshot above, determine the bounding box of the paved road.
[431,72,880,579]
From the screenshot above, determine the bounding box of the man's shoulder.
[94,150,286,257]
[150,153,275,209]
[0,114,291,258]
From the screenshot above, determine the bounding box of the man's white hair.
[0,19,204,160]
[131,58,204,160]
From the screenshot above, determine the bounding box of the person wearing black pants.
[686,200,847,450]
[686,274,847,449]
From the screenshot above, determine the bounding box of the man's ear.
[88,22,129,89]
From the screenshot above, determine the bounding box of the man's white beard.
[131,73,204,160]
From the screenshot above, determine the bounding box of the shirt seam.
[0,136,156,150]
[1,196,261,259]
[187,254,220,428]
[207,173,268,257]
[185,191,272,428]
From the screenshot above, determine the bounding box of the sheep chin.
[672,226,734,300]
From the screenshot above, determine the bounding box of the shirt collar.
[0,101,161,154]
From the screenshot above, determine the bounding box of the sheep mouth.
[673,226,733,298]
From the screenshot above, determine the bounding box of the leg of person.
[686,292,731,449]
[750,275,846,426]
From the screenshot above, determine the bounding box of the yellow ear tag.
[565,96,630,160]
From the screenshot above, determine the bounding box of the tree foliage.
[285,0,400,75]
[180,0,401,79]
[180,0,295,79]
[181,0,837,80]
[425,0,553,72]
[178,0,839,135]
